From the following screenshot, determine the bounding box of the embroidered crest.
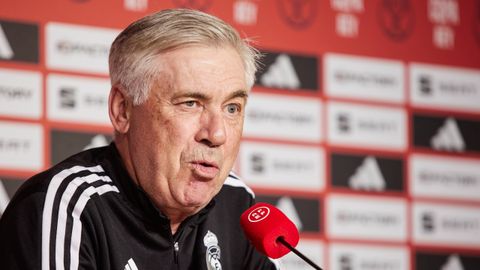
[203,230,222,270]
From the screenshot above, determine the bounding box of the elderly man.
[0,8,278,270]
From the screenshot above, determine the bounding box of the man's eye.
[184,101,196,107]
[226,104,240,114]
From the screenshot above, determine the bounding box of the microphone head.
[240,202,300,259]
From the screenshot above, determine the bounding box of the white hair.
[109,8,261,105]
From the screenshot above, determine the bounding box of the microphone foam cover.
[240,202,299,259]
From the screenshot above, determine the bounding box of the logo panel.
[327,194,407,241]
[413,114,480,154]
[324,53,405,103]
[255,194,321,233]
[410,63,480,113]
[331,152,404,192]
[240,141,325,191]
[256,51,318,91]
[0,19,39,63]
[0,68,42,119]
[46,22,119,74]
[327,101,407,151]
[416,251,480,270]
[244,93,322,142]
[329,243,409,270]
[47,74,110,125]
[0,121,43,170]
[50,129,112,165]
[413,202,480,248]
[410,154,480,202]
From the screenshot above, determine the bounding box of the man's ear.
[109,85,131,134]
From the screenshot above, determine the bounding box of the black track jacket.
[0,143,278,270]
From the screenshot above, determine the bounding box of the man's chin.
[181,189,215,208]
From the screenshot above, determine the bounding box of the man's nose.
[195,109,226,147]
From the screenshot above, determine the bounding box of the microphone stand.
[276,237,323,270]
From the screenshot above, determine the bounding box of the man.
[0,9,278,270]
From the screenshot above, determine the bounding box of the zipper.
[174,241,179,264]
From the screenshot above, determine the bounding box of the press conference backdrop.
[1,0,480,269]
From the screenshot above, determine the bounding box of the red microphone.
[240,202,299,258]
[240,202,323,270]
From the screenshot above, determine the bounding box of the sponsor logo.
[327,102,406,151]
[277,0,317,28]
[337,113,351,133]
[413,114,480,154]
[433,25,455,49]
[256,194,320,233]
[330,243,409,270]
[250,153,265,173]
[50,129,112,165]
[410,63,480,113]
[47,74,110,125]
[339,254,352,270]
[0,68,42,119]
[0,20,39,63]
[410,154,480,201]
[377,0,415,41]
[60,87,76,109]
[331,0,364,38]
[248,206,270,222]
[234,0,258,25]
[83,134,110,150]
[442,254,463,270]
[0,25,13,60]
[123,258,138,270]
[260,54,300,89]
[421,212,435,233]
[428,0,459,49]
[327,195,407,241]
[256,51,318,91]
[172,0,213,11]
[56,40,108,57]
[0,121,43,170]
[240,141,325,191]
[331,152,404,192]
[277,196,303,230]
[46,22,119,74]
[124,0,148,11]
[430,117,465,152]
[244,93,322,142]
[324,53,405,103]
[413,202,480,247]
[416,252,480,270]
[335,13,359,38]
[203,230,222,270]
[349,156,386,191]
[419,75,432,95]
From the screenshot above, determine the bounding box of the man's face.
[127,45,247,215]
